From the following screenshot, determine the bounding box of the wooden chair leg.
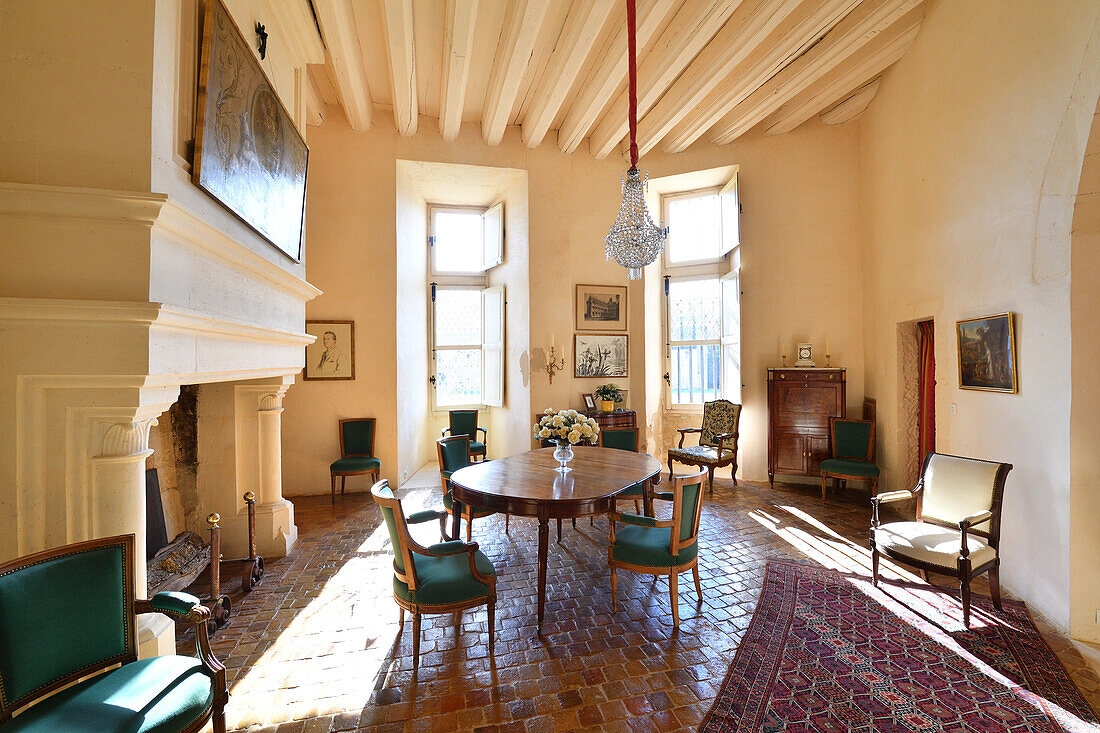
[707,467,715,495]
[870,476,878,497]
[466,510,473,543]
[572,518,577,529]
[921,569,930,582]
[871,547,879,586]
[692,564,702,600]
[487,597,496,652]
[821,473,827,500]
[670,572,679,626]
[989,563,1003,610]
[505,514,510,533]
[634,499,641,514]
[557,518,562,543]
[330,474,336,505]
[340,475,347,496]
[610,566,618,611]
[731,464,737,486]
[399,607,405,626]
[961,577,972,628]
[213,707,227,733]
[412,611,421,671]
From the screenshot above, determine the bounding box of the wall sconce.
[546,335,566,385]
[256,22,268,60]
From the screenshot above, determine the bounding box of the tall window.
[429,204,505,409]
[662,177,740,406]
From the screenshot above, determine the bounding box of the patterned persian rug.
[701,559,1099,732]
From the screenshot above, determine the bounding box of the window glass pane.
[667,193,721,263]
[669,278,720,341]
[433,210,484,272]
[436,349,482,406]
[670,345,720,405]
[435,289,481,346]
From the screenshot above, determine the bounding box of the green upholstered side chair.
[371,480,496,672]
[820,418,879,499]
[608,468,707,627]
[330,418,381,504]
[600,427,645,515]
[436,435,506,540]
[667,399,742,495]
[871,453,1013,628]
[442,409,487,462]
[0,534,227,732]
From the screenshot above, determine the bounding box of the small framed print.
[304,321,355,380]
[957,313,1017,393]
[574,334,628,378]
[582,393,596,411]
[576,283,627,331]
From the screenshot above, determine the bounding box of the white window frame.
[429,203,504,277]
[665,272,724,411]
[661,177,739,269]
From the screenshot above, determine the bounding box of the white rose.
[558,427,569,438]
[567,409,578,418]
[581,424,593,437]
[538,427,551,438]
[553,415,565,427]
[545,407,554,415]
[567,430,581,443]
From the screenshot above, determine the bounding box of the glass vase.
[553,441,574,473]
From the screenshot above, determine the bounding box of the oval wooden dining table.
[449,446,662,630]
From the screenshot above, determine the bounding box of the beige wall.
[1071,96,1100,642]
[859,0,1100,632]
[282,109,866,493]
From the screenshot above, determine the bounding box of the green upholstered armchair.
[371,480,496,672]
[442,409,487,462]
[436,436,505,540]
[608,468,707,627]
[820,418,879,499]
[871,453,1012,628]
[667,400,741,495]
[600,427,646,515]
[330,418,382,504]
[0,534,227,733]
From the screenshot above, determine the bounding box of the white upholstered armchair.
[870,452,1013,628]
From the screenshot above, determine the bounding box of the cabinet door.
[774,433,806,474]
[806,435,831,474]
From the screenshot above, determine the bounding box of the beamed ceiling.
[305,0,925,156]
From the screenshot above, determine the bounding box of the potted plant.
[533,409,600,473]
[594,383,623,413]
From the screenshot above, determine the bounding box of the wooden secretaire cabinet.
[585,410,637,429]
[767,368,846,485]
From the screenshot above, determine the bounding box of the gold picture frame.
[956,312,1017,393]
[304,321,355,380]
[575,283,627,331]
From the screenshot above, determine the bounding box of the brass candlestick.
[546,345,566,385]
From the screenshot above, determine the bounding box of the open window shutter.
[720,270,741,403]
[482,202,504,270]
[719,171,740,256]
[481,285,505,407]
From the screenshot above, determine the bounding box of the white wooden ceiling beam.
[439,0,479,140]
[259,0,324,67]
[313,0,373,131]
[381,0,417,136]
[764,11,922,135]
[556,0,679,154]
[588,0,743,159]
[819,77,881,124]
[708,0,922,145]
[305,68,325,126]
[521,0,617,149]
[634,0,803,156]
[660,0,861,154]
[482,0,553,146]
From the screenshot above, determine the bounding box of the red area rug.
[701,559,1099,732]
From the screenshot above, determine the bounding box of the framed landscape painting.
[574,334,628,378]
[956,313,1017,393]
[575,284,627,331]
[304,321,355,381]
[193,0,308,261]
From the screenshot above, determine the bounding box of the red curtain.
[917,320,936,460]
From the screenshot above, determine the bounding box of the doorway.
[897,318,935,488]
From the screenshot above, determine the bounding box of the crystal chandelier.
[604,0,667,280]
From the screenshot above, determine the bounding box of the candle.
[826,340,831,356]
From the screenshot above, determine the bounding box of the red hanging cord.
[627,0,639,169]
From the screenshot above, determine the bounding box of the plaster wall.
[858,0,1100,632]
[281,110,865,493]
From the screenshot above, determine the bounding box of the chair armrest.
[872,490,913,505]
[653,491,675,502]
[441,427,452,437]
[715,432,738,458]
[407,509,447,524]
[617,513,674,528]
[959,510,993,530]
[476,427,487,439]
[418,539,475,556]
[136,594,227,707]
[142,591,202,619]
[676,427,701,448]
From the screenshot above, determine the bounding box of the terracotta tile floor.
[180,470,1100,732]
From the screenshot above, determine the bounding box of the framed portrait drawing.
[575,284,627,331]
[582,393,596,411]
[574,334,628,378]
[956,313,1017,393]
[305,321,355,380]
[193,0,308,261]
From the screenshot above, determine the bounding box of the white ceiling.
[307,0,925,156]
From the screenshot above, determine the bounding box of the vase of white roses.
[533,408,600,473]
